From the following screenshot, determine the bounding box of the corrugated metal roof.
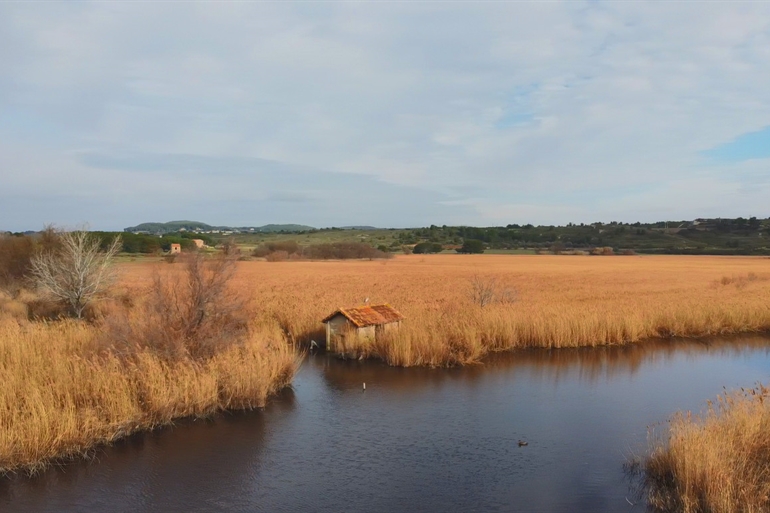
[322,304,405,328]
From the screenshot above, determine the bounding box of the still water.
[3,337,770,513]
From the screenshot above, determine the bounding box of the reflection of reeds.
[644,385,770,513]
[319,337,770,393]
[229,254,770,367]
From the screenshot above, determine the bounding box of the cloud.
[0,149,471,230]
[1,2,769,230]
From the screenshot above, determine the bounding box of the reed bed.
[0,257,299,474]
[223,254,770,366]
[644,385,770,513]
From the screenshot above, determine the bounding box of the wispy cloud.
[1,2,769,230]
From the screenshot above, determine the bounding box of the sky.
[1,2,770,231]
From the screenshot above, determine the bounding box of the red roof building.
[322,304,404,354]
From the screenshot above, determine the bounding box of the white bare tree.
[468,274,517,308]
[30,229,122,318]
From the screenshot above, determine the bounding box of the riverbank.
[0,314,298,475]
[5,334,770,513]
[644,385,770,513]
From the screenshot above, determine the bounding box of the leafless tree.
[30,230,121,318]
[105,252,246,359]
[468,275,517,308]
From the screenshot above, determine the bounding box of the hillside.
[115,217,770,255]
[399,217,770,255]
[124,221,315,234]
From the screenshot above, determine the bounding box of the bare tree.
[105,252,246,359]
[30,230,121,318]
[468,275,517,308]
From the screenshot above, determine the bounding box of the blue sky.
[703,126,770,163]
[1,2,769,231]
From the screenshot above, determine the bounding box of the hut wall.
[325,315,378,353]
[357,325,376,342]
[376,321,401,337]
[326,314,353,352]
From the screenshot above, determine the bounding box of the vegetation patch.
[0,232,299,475]
[641,385,770,513]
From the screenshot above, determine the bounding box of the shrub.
[0,234,36,294]
[303,242,391,260]
[468,275,517,307]
[104,253,247,359]
[252,241,300,258]
[413,242,443,254]
[457,239,485,254]
[265,250,290,262]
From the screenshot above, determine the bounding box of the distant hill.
[125,221,213,233]
[255,224,316,233]
[124,221,315,234]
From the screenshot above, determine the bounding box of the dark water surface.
[3,337,770,513]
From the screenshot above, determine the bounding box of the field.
[124,253,770,366]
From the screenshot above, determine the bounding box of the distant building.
[169,243,181,254]
[322,304,404,353]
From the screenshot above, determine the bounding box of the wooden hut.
[169,243,181,254]
[322,304,404,353]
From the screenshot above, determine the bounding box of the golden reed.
[232,254,770,366]
[644,385,770,513]
[0,289,298,474]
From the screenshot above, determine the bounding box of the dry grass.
[0,257,299,475]
[0,318,297,474]
[644,385,770,513]
[200,254,770,366]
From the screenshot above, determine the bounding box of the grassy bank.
[230,254,770,366]
[0,259,299,475]
[643,385,770,512]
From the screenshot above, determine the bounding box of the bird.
[518,440,528,447]
[364,297,370,304]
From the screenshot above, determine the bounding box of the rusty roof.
[321,303,405,328]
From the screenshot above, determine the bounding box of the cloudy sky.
[2,2,770,231]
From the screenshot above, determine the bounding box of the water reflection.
[0,388,296,513]
[319,335,770,391]
[3,337,770,513]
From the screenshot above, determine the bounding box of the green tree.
[457,239,485,254]
[413,242,443,254]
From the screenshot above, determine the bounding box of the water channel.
[3,336,770,512]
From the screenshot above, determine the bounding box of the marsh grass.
[234,255,770,366]
[0,255,299,475]
[0,318,297,475]
[643,385,770,513]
